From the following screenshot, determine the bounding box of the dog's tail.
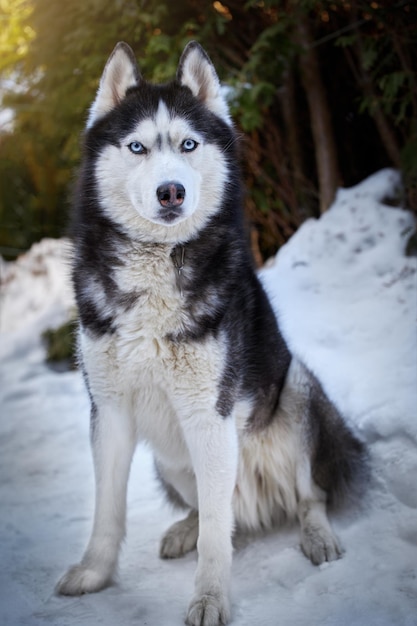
[289,358,369,509]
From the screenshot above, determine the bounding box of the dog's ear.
[87,42,141,128]
[177,41,232,125]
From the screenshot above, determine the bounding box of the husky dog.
[56,42,367,625]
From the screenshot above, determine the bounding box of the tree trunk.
[295,16,341,212]
[353,31,402,168]
[361,73,402,167]
[280,66,305,195]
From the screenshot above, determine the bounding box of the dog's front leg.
[181,414,238,626]
[56,401,135,595]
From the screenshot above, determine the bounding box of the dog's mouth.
[148,206,189,227]
[158,207,184,224]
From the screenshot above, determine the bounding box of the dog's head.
[84,42,236,243]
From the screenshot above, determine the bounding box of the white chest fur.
[79,243,225,469]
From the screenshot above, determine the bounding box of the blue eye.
[182,139,198,152]
[128,141,146,154]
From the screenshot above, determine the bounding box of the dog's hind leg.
[56,401,135,595]
[156,460,200,558]
[296,462,343,565]
[280,358,343,566]
[160,509,199,559]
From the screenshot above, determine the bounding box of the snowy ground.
[1,169,416,626]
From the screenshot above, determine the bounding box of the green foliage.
[0,0,35,74]
[331,0,417,215]
[343,27,414,129]
[231,82,276,131]
[378,71,410,123]
[230,12,295,132]
[42,318,77,370]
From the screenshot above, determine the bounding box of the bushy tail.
[300,361,369,509]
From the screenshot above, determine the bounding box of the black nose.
[157,182,185,208]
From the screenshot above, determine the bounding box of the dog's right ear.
[87,42,141,128]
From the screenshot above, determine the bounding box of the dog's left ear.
[177,42,232,125]
[87,42,141,128]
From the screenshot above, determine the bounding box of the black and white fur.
[56,42,367,626]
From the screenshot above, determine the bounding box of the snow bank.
[1,169,416,626]
[0,237,75,334]
[261,168,417,440]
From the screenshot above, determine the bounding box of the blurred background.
[0,0,416,263]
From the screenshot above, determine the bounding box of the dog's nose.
[157,182,185,208]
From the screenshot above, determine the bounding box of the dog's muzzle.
[157,182,185,223]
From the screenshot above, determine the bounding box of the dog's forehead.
[131,100,200,145]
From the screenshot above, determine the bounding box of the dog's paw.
[185,593,230,626]
[160,511,199,559]
[55,564,111,596]
[301,524,343,565]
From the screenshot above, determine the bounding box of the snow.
[1,168,416,626]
